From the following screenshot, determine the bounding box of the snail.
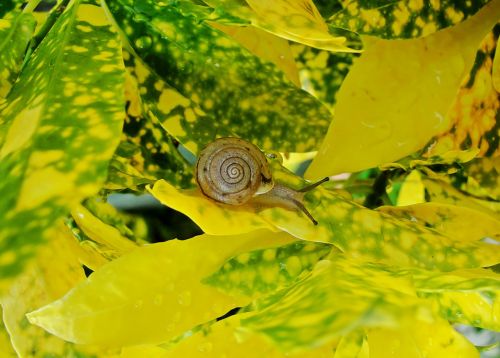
[195,137,328,225]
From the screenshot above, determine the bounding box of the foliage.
[0,0,499,357]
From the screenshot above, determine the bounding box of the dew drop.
[154,294,163,306]
[177,291,192,306]
[198,342,213,352]
[134,299,143,309]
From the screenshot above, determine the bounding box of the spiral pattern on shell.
[196,138,273,205]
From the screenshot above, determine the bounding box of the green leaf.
[0,0,24,19]
[105,0,333,152]
[329,0,492,39]
[27,231,296,346]
[203,240,333,299]
[0,1,125,288]
[0,12,36,98]
[306,3,500,177]
[241,255,426,353]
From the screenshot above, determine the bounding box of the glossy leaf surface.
[0,1,124,287]
[27,231,295,346]
[306,1,500,177]
[329,0,492,39]
[105,0,332,152]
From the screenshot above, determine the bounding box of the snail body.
[195,137,327,225]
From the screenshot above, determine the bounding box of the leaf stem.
[22,0,42,13]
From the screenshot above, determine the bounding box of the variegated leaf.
[414,268,500,331]
[0,0,124,287]
[329,0,492,39]
[149,159,500,271]
[462,156,500,201]
[292,44,356,109]
[423,177,500,218]
[424,23,500,158]
[0,0,24,19]
[1,223,102,357]
[241,256,427,352]
[306,2,500,177]
[160,314,337,357]
[203,240,333,298]
[203,0,357,52]
[27,231,295,346]
[0,12,36,98]
[107,63,194,190]
[378,202,500,242]
[105,0,332,152]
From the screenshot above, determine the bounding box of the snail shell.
[196,137,273,205]
[195,137,328,225]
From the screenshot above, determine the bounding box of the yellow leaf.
[27,231,295,346]
[208,22,300,86]
[367,318,479,358]
[70,204,138,270]
[306,0,500,178]
[148,179,278,235]
[396,170,425,206]
[378,202,500,243]
[205,0,357,52]
[494,34,500,92]
[0,306,16,357]
[333,329,368,358]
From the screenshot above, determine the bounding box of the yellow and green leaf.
[203,240,333,299]
[105,0,333,152]
[306,2,500,177]
[461,156,500,201]
[26,231,296,346]
[0,0,24,19]
[150,160,500,271]
[424,23,500,158]
[203,0,358,52]
[107,95,195,190]
[292,44,356,109]
[0,0,125,288]
[423,177,500,218]
[1,223,102,357]
[0,11,36,98]
[160,314,337,357]
[414,268,500,331]
[329,0,492,39]
[378,202,500,242]
[240,255,427,353]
